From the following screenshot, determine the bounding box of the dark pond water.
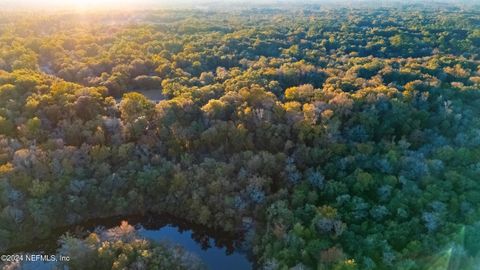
[8,214,252,270]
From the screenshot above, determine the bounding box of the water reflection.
[140,225,251,270]
[6,214,252,270]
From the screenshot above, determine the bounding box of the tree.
[119,92,154,122]
[75,95,102,121]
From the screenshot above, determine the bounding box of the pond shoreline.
[6,212,246,255]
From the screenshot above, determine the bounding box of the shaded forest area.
[0,4,480,269]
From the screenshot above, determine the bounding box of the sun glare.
[30,0,145,10]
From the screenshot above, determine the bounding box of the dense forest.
[0,3,480,269]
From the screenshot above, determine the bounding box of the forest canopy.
[0,3,480,270]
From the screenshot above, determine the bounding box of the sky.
[3,0,269,11]
[1,0,477,11]
[2,0,164,10]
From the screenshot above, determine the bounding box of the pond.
[9,214,253,270]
